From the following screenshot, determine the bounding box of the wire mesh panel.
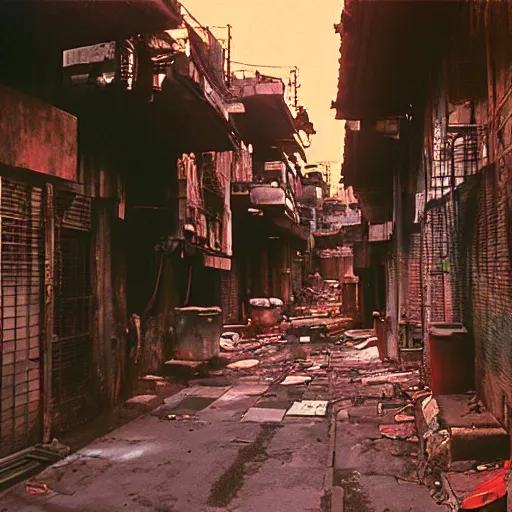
[423,201,461,324]
[431,125,482,199]
[0,179,44,457]
[52,192,94,432]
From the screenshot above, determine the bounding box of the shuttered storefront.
[52,192,95,432]
[0,179,44,457]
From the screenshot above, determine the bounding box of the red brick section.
[221,259,241,325]
[420,200,459,385]
[407,233,422,326]
[471,163,512,421]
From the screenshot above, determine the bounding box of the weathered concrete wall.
[0,85,77,181]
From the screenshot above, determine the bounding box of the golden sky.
[182,0,345,167]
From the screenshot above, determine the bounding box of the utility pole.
[290,67,299,110]
[226,24,232,87]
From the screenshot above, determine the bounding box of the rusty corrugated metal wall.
[51,192,95,433]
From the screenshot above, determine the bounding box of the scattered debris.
[442,465,509,506]
[344,329,374,341]
[379,423,417,440]
[227,359,260,369]
[0,441,70,490]
[394,414,415,423]
[286,400,328,417]
[220,332,241,351]
[125,394,158,405]
[342,346,379,362]
[280,375,312,386]
[167,414,198,421]
[241,408,286,423]
[25,481,50,495]
[362,371,416,386]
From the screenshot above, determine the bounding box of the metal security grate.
[0,179,44,457]
[431,125,482,199]
[52,192,94,433]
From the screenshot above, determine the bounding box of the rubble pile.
[296,275,342,307]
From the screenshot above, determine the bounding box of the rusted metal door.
[0,178,44,457]
[51,191,94,433]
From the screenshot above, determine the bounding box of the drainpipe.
[42,183,55,444]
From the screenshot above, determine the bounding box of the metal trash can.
[249,298,284,330]
[173,306,222,361]
[429,322,474,394]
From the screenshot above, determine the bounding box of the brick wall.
[420,198,460,384]
[471,162,512,422]
[422,200,459,326]
[407,233,422,327]
[221,258,240,325]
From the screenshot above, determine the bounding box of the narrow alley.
[0,0,511,511]
[0,325,440,512]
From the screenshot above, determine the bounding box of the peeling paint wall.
[0,85,77,181]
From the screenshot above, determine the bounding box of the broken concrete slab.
[241,407,287,423]
[286,400,328,417]
[197,383,270,421]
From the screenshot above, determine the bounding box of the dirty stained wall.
[0,85,77,181]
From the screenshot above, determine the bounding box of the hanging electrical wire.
[231,60,297,70]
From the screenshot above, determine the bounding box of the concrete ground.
[0,341,449,512]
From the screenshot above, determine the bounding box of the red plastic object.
[429,322,475,394]
[460,462,510,510]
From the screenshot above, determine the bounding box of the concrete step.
[415,393,509,475]
[436,394,509,463]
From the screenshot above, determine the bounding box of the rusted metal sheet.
[0,86,77,182]
[203,254,231,271]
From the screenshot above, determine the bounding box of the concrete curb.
[325,408,344,511]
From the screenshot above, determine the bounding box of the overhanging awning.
[334,0,464,120]
[232,91,306,159]
[342,128,394,223]
[0,0,182,50]
[158,78,239,153]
